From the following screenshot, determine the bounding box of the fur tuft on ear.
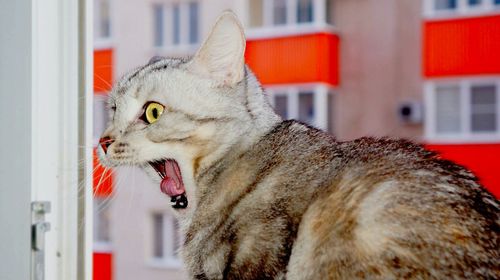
[188,10,246,86]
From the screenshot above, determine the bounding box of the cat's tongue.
[160,160,185,197]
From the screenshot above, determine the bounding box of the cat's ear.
[188,10,246,87]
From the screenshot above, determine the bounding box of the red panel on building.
[245,33,340,86]
[426,143,500,198]
[423,15,500,78]
[93,148,114,197]
[94,49,114,93]
[93,252,112,280]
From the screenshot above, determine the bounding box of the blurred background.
[91,0,500,279]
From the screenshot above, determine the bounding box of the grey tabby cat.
[99,11,500,279]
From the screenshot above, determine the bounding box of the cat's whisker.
[94,73,113,90]
[75,169,105,234]
[75,145,96,149]
[93,166,112,198]
[94,170,114,199]
[56,163,100,205]
[95,173,123,216]
[76,166,116,234]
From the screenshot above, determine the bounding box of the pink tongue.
[160,160,185,197]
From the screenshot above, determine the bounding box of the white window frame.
[0,0,94,279]
[147,212,183,269]
[267,83,334,132]
[153,1,200,55]
[424,77,500,143]
[423,0,500,19]
[247,0,337,40]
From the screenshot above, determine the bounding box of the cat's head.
[98,11,280,214]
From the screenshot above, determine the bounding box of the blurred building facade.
[92,0,500,279]
[422,0,500,200]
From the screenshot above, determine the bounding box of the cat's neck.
[180,69,281,218]
[191,120,335,212]
[194,70,281,181]
[195,116,280,182]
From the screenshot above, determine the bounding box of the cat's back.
[278,122,500,279]
[189,120,499,279]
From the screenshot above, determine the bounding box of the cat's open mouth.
[149,159,188,209]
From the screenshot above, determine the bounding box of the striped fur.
[100,11,500,279]
[182,121,499,279]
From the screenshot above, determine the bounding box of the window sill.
[424,134,500,144]
[246,23,337,40]
[146,258,184,270]
[424,9,500,21]
[265,82,336,90]
[94,38,113,50]
[93,242,113,253]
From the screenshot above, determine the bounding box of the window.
[172,4,181,45]
[150,212,182,267]
[297,0,314,23]
[153,5,164,47]
[426,80,500,141]
[268,85,335,134]
[434,0,457,10]
[273,0,287,25]
[425,0,500,16]
[468,0,482,6]
[327,93,335,134]
[274,94,288,119]
[152,214,164,258]
[94,0,111,40]
[435,85,461,133]
[188,2,199,44]
[326,0,334,25]
[249,0,333,29]
[298,91,315,124]
[471,85,497,132]
[93,197,112,251]
[153,1,200,50]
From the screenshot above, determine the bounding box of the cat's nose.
[99,136,114,154]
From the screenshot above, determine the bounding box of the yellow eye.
[144,102,164,124]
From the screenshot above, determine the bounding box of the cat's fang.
[150,160,167,179]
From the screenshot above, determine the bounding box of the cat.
[98,11,500,280]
